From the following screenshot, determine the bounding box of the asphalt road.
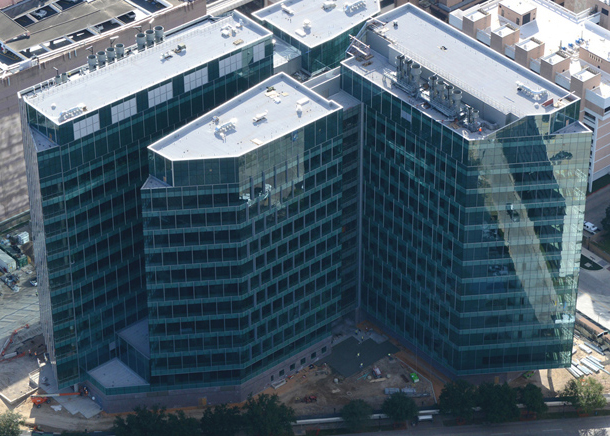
[350,415,610,436]
[585,184,610,230]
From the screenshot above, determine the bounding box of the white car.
[31,9,47,19]
[584,221,599,234]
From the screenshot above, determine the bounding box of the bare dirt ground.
[263,355,433,416]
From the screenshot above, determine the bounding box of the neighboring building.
[450,0,610,191]
[141,72,346,401]
[340,3,589,375]
[19,11,273,398]
[0,249,16,272]
[254,0,380,77]
[0,0,209,225]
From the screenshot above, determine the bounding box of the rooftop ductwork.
[96,50,106,66]
[115,43,125,58]
[145,29,155,47]
[154,26,164,43]
[87,54,97,71]
[106,47,116,63]
[136,33,146,50]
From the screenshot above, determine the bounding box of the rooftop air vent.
[303,19,312,29]
[282,3,295,14]
[253,110,268,123]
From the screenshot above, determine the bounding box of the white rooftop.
[253,0,380,48]
[149,73,341,161]
[360,5,567,120]
[23,12,271,124]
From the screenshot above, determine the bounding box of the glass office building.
[19,13,273,390]
[254,0,380,76]
[340,4,591,375]
[142,73,346,391]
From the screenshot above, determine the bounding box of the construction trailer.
[0,250,16,272]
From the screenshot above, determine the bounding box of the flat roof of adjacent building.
[88,358,149,388]
[500,0,536,14]
[356,4,567,118]
[253,0,380,47]
[149,73,341,161]
[454,0,610,91]
[5,0,135,53]
[23,12,271,124]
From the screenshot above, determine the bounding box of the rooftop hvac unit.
[253,110,268,123]
[59,104,86,121]
[303,19,312,29]
[344,0,366,13]
[281,3,295,15]
[215,118,238,134]
[323,1,336,10]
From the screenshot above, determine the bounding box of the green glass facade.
[341,64,590,375]
[21,34,273,389]
[141,109,346,389]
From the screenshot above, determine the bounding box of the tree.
[519,383,548,416]
[477,382,520,423]
[242,393,295,436]
[113,405,200,436]
[562,378,607,415]
[439,380,477,421]
[0,410,24,436]
[201,403,243,436]
[341,399,373,432]
[602,205,610,232]
[382,392,418,425]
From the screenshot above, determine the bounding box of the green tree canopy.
[341,399,373,432]
[382,392,418,424]
[243,393,295,436]
[113,405,200,436]
[439,380,477,421]
[519,383,548,415]
[562,378,607,415]
[477,382,520,423]
[201,403,243,436]
[602,205,610,232]
[0,410,24,436]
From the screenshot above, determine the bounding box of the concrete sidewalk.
[577,246,610,331]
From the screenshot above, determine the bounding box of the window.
[311,352,317,359]
[148,82,173,107]
[603,8,609,15]
[184,67,208,92]
[300,357,306,365]
[279,369,285,377]
[321,346,327,354]
[219,52,242,77]
[290,363,295,371]
[73,114,99,140]
[111,98,136,124]
[253,42,265,62]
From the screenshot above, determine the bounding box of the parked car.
[30,278,37,287]
[31,9,47,19]
[584,221,599,234]
[410,372,420,383]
